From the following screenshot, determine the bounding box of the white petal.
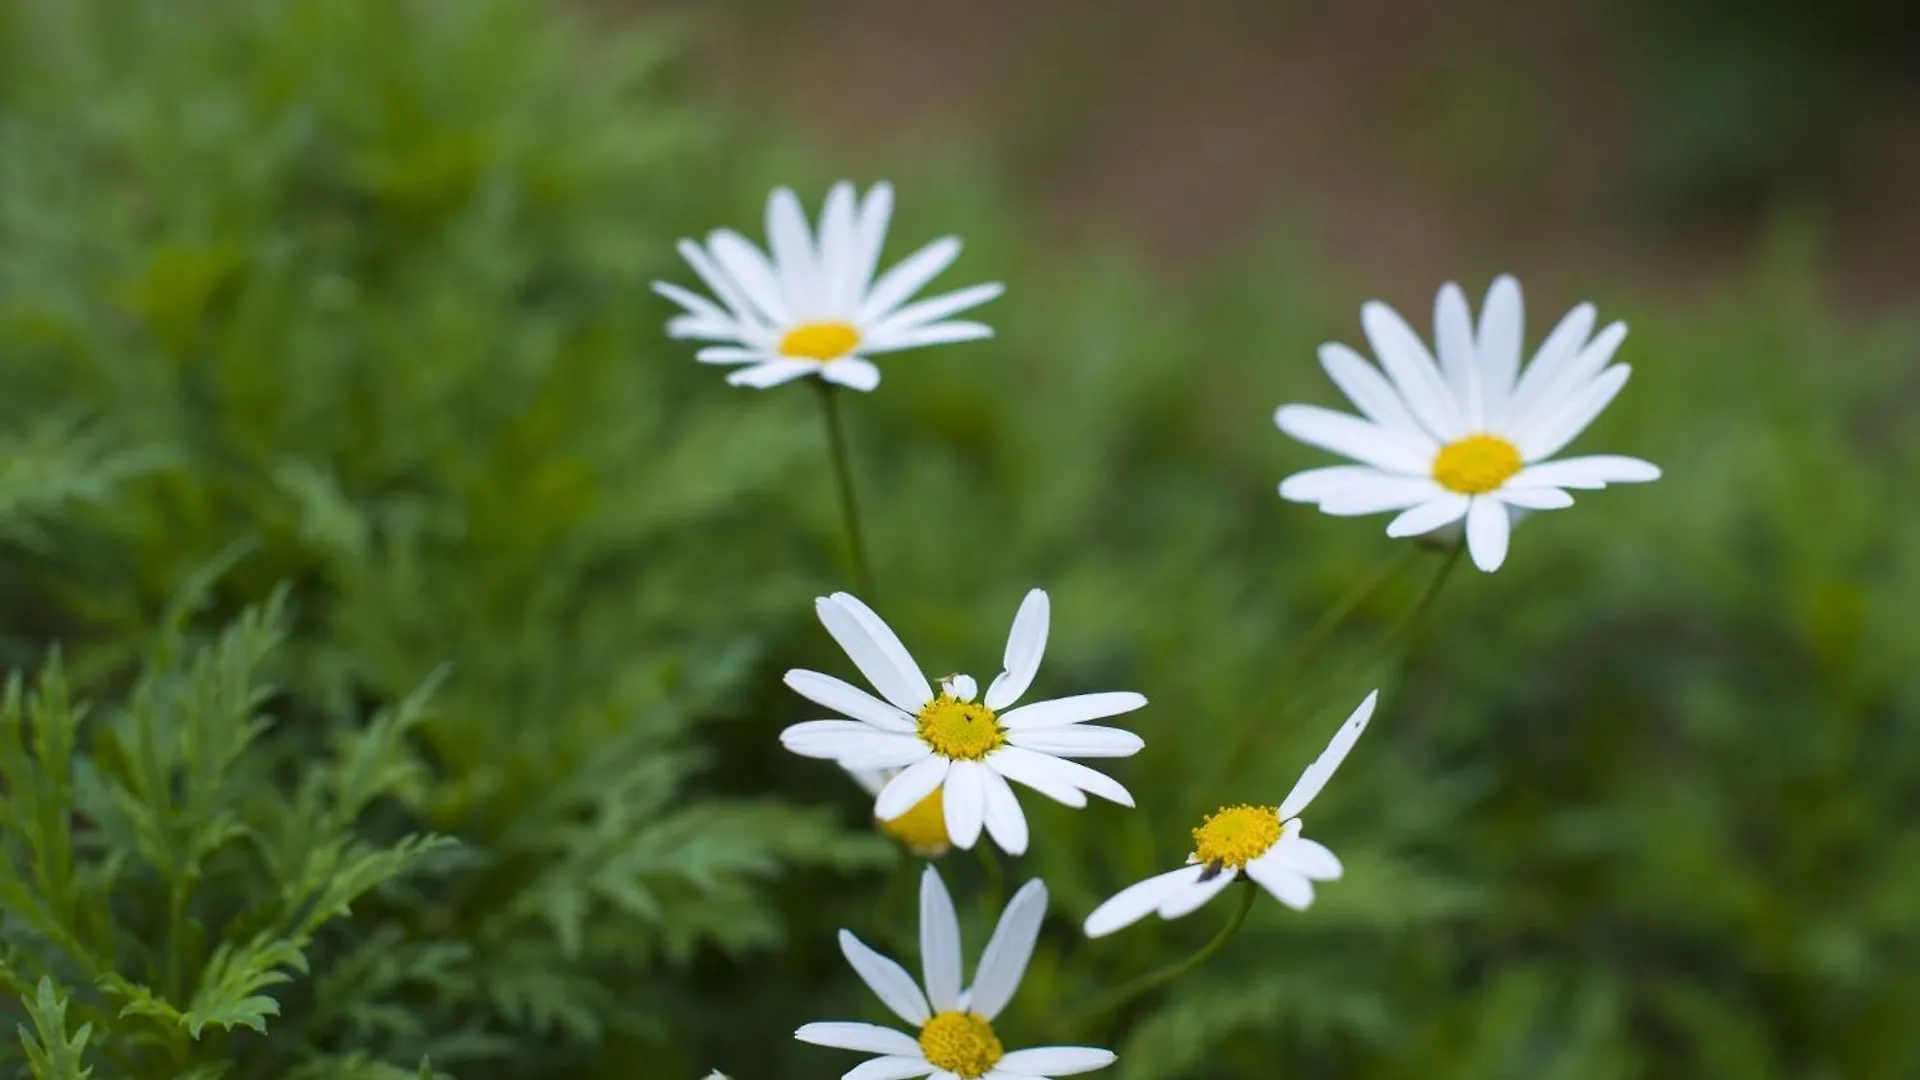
[794,1023,923,1056]
[675,239,764,328]
[1509,454,1660,489]
[1464,496,1511,572]
[978,767,1029,856]
[846,766,890,796]
[728,360,818,389]
[667,314,749,343]
[785,671,916,732]
[1315,475,1448,516]
[1278,690,1378,820]
[983,748,1089,809]
[1277,464,1400,504]
[1433,283,1483,429]
[866,283,1005,341]
[834,737,929,772]
[818,181,861,314]
[1514,365,1633,461]
[942,761,987,849]
[999,692,1145,730]
[822,357,882,391]
[1497,302,1596,428]
[1360,300,1466,441]
[1495,486,1574,511]
[1155,870,1235,919]
[1316,343,1436,446]
[863,321,993,354]
[695,345,767,365]
[942,673,979,702]
[839,930,932,1025]
[1269,835,1342,880]
[1015,754,1133,806]
[984,589,1049,710]
[1508,319,1624,435]
[653,280,736,326]
[1006,725,1143,759]
[766,187,822,317]
[1083,866,1202,938]
[968,878,1048,1020]
[707,229,791,326]
[1273,404,1433,475]
[781,722,926,768]
[1475,275,1523,421]
[920,867,963,1012]
[1243,859,1316,910]
[995,1048,1117,1077]
[850,183,895,305]
[845,1057,937,1080]
[859,237,962,324]
[876,756,951,821]
[1385,495,1470,538]
[817,594,934,713]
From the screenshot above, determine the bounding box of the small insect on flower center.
[779,321,861,361]
[878,784,950,855]
[1432,434,1524,495]
[916,695,1005,761]
[918,1011,1003,1078]
[1192,804,1284,870]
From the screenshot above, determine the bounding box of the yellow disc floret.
[878,784,951,856]
[918,1011,1002,1079]
[1192,804,1284,869]
[779,321,861,361]
[916,696,1005,761]
[1432,433,1524,495]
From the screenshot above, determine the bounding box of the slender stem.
[814,381,875,595]
[1282,543,1423,680]
[1066,879,1257,1032]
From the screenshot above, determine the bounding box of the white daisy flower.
[849,765,952,858]
[1274,276,1661,572]
[654,181,1004,392]
[1082,691,1377,938]
[798,868,1116,1080]
[780,589,1146,856]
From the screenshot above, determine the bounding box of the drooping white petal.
[845,1057,938,1080]
[1024,755,1133,806]
[999,692,1145,730]
[675,239,764,328]
[1274,405,1434,475]
[817,595,934,713]
[1083,866,1203,937]
[1360,300,1466,442]
[994,1048,1117,1077]
[838,930,932,1025]
[1475,275,1523,421]
[1385,495,1470,538]
[983,748,1089,808]
[654,280,737,327]
[766,187,822,317]
[1434,283,1484,428]
[822,357,882,391]
[1316,344,1437,446]
[1464,495,1511,572]
[1315,475,1448,516]
[1495,486,1574,511]
[1268,834,1343,880]
[863,321,994,354]
[942,760,988,849]
[859,236,961,324]
[978,767,1029,856]
[728,360,818,389]
[968,878,1048,1020]
[708,230,792,326]
[1155,870,1235,919]
[785,671,916,732]
[1005,725,1143,759]
[984,589,1049,710]
[866,283,1005,341]
[1508,454,1660,490]
[794,1022,924,1056]
[1277,690,1378,819]
[876,756,951,821]
[919,867,963,1012]
[1513,364,1633,462]
[1243,858,1315,910]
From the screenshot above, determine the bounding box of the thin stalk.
[814,381,875,595]
[1065,879,1257,1033]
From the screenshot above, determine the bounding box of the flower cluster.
[658,184,1661,1078]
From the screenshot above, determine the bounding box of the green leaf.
[17,978,92,1080]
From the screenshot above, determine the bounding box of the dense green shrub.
[0,1,1915,1079]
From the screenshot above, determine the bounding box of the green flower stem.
[814,381,875,596]
[1065,878,1258,1034]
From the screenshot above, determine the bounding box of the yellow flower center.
[918,1011,1002,1079]
[1192,804,1283,869]
[916,695,1005,761]
[878,784,950,856]
[779,321,861,361]
[1432,434,1523,495]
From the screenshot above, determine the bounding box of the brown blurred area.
[601,0,1920,307]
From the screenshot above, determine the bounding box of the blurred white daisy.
[654,181,1003,391]
[1275,276,1660,572]
[798,869,1116,1080]
[781,589,1146,856]
[849,766,951,858]
[1082,691,1376,938]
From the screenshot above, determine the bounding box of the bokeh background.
[0,1,1916,1079]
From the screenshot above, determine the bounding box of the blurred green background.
[0,1,1915,1079]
